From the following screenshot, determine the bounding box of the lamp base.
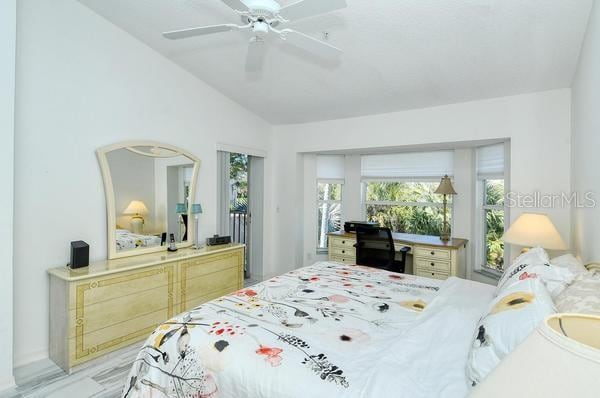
[130,216,144,235]
[440,220,451,242]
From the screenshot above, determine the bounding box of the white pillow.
[496,247,574,298]
[550,253,588,276]
[467,277,556,386]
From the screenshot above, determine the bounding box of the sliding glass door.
[217,150,264,279]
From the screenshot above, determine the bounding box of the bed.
[116,229,162,251]
[121,261,496,398]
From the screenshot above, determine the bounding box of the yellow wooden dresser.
[47,244,244,372]
[328,231,467,280]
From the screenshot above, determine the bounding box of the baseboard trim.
[13,349,49,369]
[0,376,16,393]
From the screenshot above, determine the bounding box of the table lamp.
[434,175,457,241]
[502,212,567,253]
[123,200,148,234]
[469,313,600,397]
[191,203,203,249]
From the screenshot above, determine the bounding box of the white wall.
[0,0,16,390]
[572,0,600,262]
[13,0,272,367]
[272,90,572,276]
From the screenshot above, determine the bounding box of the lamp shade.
[191,204,203,215]
[502,213,567,250]
[469,314,600,398]
[434,175,457,195]
[123,200,148,215]
[175,203,187,214]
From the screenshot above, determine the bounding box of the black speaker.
[69,240,89,269]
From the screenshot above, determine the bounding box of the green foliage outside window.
[318,182,343,249]
[230,153,248,212]
[484,180,505,270]
[365,182,452,236]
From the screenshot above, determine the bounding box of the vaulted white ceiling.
[78,0,592,124]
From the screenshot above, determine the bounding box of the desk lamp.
[435,175,457,241]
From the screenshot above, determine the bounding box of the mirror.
[97,142,200,259]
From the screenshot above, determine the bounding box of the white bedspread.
[122,262,495,398]
[361,277,496,398]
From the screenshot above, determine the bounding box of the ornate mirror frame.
[97,141,201,260]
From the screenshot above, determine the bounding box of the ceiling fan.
[163,0,347,71]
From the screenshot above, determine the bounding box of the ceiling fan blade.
[280,29,342,59]
[279,0,347,21]
[221,0,250,12]
[246,38,267,72]
[163,24,241,40]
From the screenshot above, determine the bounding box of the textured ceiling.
[78,0,592,124]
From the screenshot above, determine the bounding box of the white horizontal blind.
[477,144,505,179]
[317,155,345,180]
[361,151,454,179]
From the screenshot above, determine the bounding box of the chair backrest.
[355,226,395,269]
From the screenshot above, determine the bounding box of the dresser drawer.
[68,285,173,337]
[68,265,174,310]
[414,247,451,260]
[330,256,356,265]
[182,266,240,303]
[414,258,451,273]
[181,251,242,279]
[415,269,449,280]
[329,246,355,257]
[329,236,357,248]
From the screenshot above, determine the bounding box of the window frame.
[361,177,454,234]
[476,176,507,276]
[316,178,344,253]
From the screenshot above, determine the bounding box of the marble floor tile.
[0,343,142,398]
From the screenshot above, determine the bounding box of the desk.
[328,231,468,280]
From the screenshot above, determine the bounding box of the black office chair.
[354,226,410,273]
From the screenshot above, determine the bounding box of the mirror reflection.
[106,147,194,253]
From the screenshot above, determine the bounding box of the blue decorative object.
[191,203,203,215]
[175,203,187,214]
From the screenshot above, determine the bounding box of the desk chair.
[354,226,410,273]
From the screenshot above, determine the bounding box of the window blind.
[477,144,505,179]
[317,155,345,180]
[361,151,454,179]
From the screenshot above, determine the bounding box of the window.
[476,143,507,273]
[364,181,452,236]
[482,179,505,271]
[317,181,343,251]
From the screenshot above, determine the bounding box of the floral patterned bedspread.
[122,262,446,398]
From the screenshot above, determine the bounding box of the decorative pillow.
[495,247,574,298]
[550,254,588,276]
[467,277,556,386]
[555,272,600,316]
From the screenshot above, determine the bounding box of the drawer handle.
[342,240,346,244]
[431,273,435,276]
[431,262,435,266]
[342,250,345,254]
[431,251,435,256]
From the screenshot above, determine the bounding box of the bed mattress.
[122,261,495,398]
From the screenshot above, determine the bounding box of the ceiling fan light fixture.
[252,21,270,37]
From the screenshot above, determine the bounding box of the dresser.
[48,244,244,372]
[328,231,467,280]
